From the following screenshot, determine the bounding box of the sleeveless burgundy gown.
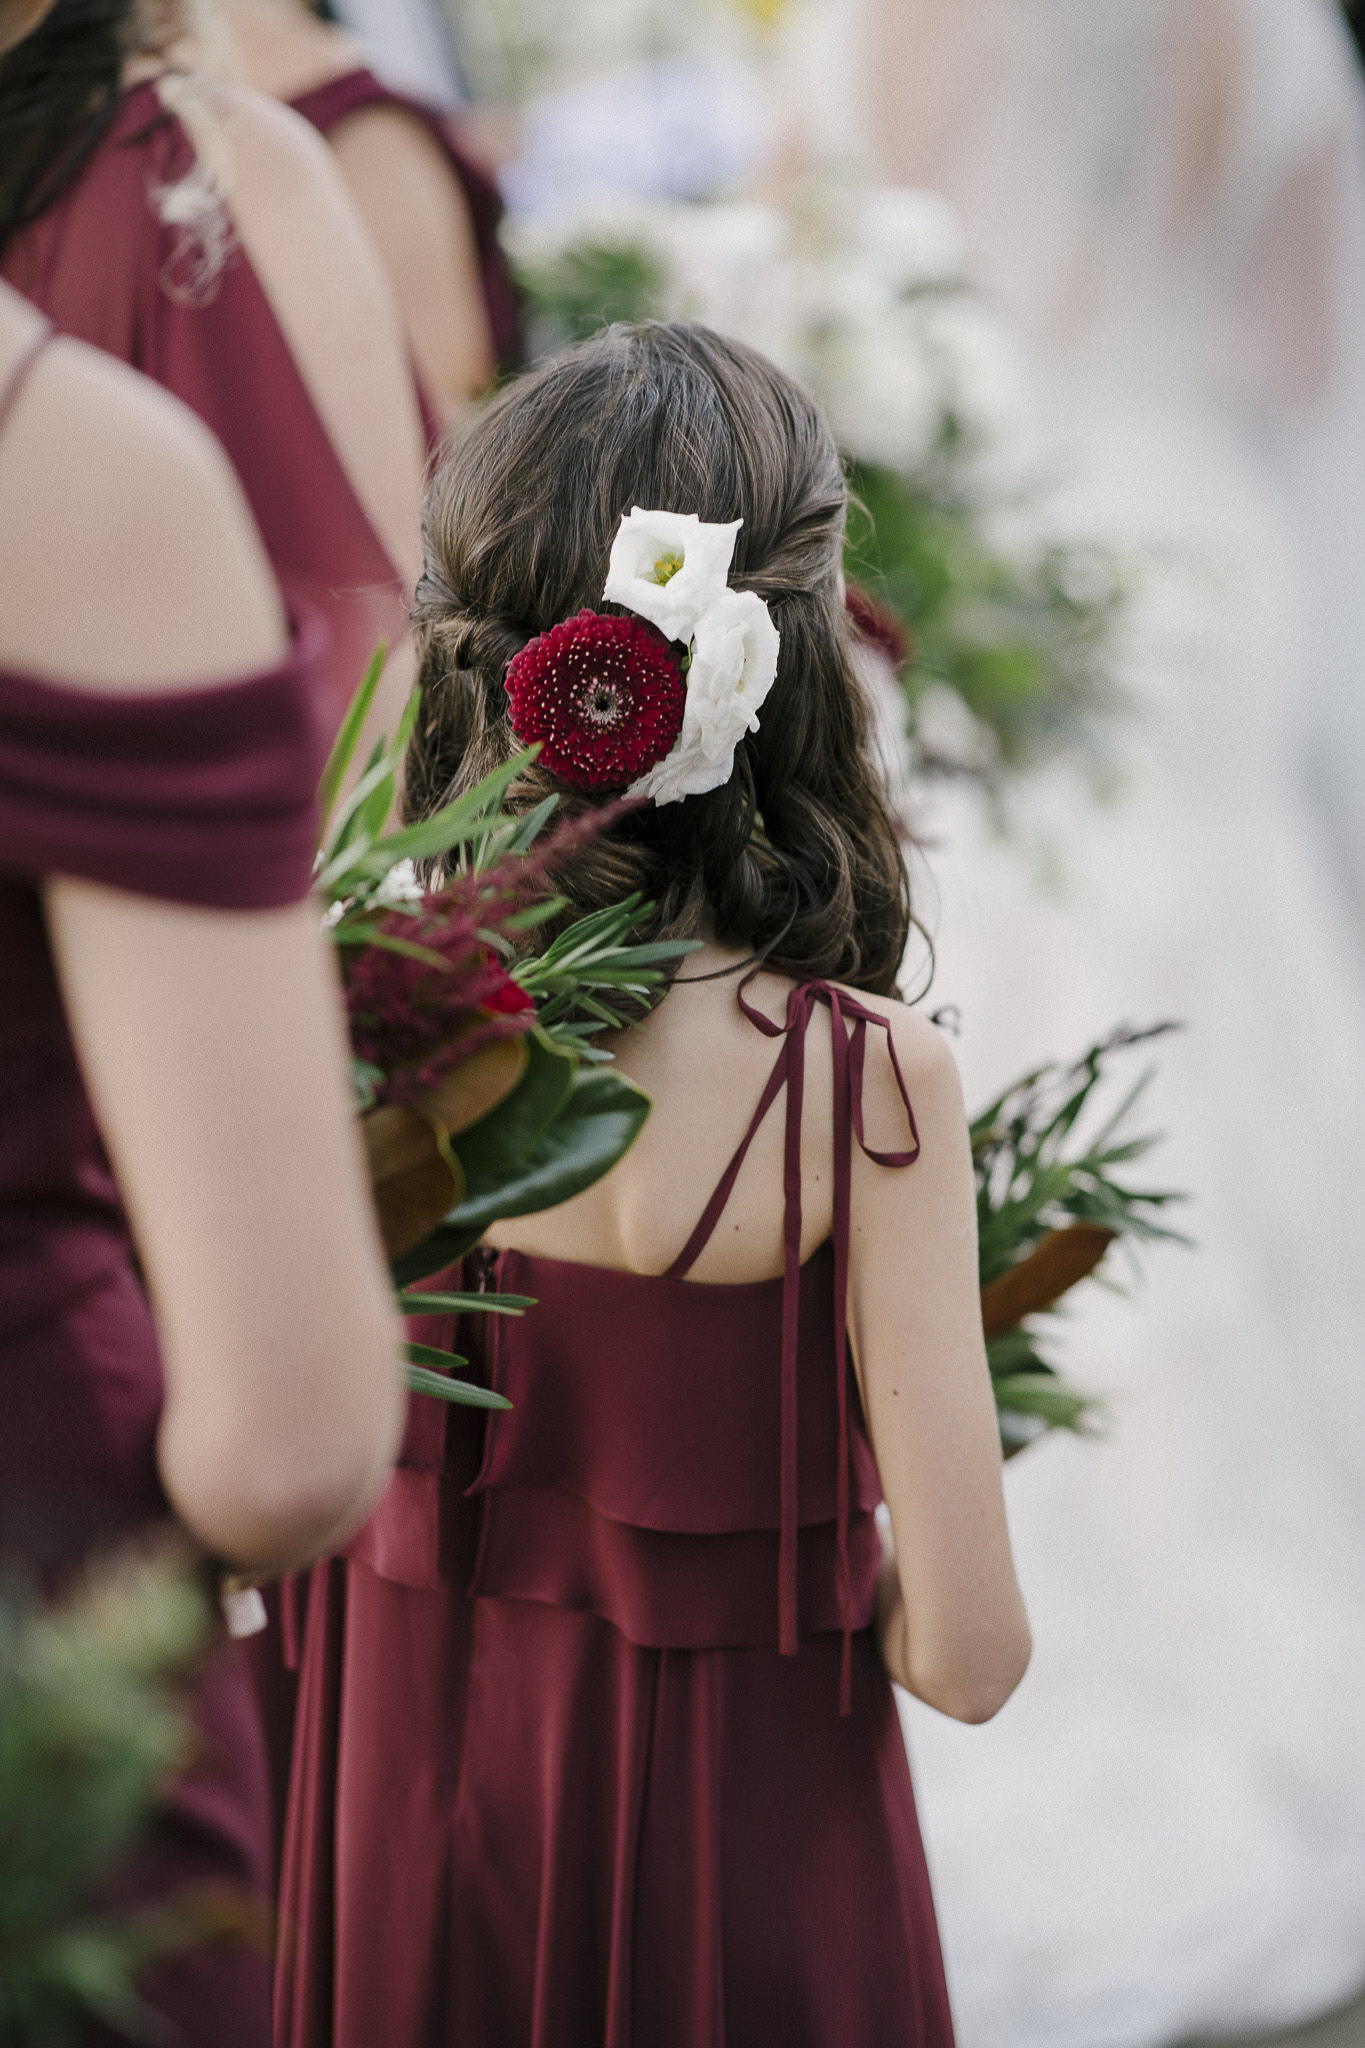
[0,80,408,723]
[0,335,332,2045]
[289,67,522,381]
[276,978,957,2047]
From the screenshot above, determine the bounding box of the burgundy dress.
[0,80,408,723]
[289,67,523,381]
[276,979,957,2047]
[0,335,333,2047]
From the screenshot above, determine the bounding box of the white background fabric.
[834,2,1365,2040]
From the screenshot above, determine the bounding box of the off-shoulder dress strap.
[0,322,53,450]
[667,970,922,1710]
[0,605,330,909]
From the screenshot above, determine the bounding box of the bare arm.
[45,886,403,1572]
[848,1009,1031,1722]
[0,324,404,1572]
[328,103,496,421]
[207,83,427,746]
[210,83,426,587]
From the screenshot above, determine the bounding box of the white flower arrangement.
[504,181,1026,482]
[604,507,742,641]
[603,507,781,805]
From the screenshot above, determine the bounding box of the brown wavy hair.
[409,321,911,1001]
[0,1,198,254]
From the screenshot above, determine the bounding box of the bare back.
[485,946,843,1281]
[487,934,1031,1723]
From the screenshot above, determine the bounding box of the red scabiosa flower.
[504,609,686,791]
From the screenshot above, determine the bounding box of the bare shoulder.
[830,979,964,1120]
[325,97,476,233]
[199,81,425,580]
[0,334,282,690]
[207,79,353,212]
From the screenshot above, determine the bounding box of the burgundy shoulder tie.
[668,972,921,1710]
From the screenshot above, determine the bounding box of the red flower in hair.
[504,609,687,791]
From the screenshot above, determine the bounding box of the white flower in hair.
[628,588,781,806]
[604,507,742,644]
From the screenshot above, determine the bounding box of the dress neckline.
[490,1237,833,1293]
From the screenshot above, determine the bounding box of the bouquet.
[319,654,695,1408]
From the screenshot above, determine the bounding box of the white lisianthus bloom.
[604,507,742,643]
[629,589,781,806]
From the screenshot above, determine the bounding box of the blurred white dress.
[816,2,1365,2043]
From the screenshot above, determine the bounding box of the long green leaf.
[405,1341,470,1372]
[354,753,537,877]
[403,1364,511,1409]
[317,642,387,836]
[398,1291,535,1316]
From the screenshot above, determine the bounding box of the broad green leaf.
[389,1219,487,1289]
[450,1030,576,1179]
[442,1069,650,1234]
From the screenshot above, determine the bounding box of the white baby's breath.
[604,507,742,642]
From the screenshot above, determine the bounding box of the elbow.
[158,1348,404,1575]
[902,1624,1033,1726]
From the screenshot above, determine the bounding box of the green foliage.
[970,1025,1190,1454]
[515,240,666,354]
[390,1066,652,1290]
[509,895,697,1060]
[0,1552,218,2046]
[845,461,1125,775]
[322,656,687,1400]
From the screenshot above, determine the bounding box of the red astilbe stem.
[345,803,632,1104]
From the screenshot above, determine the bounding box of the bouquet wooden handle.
[363,1038,529,1262]
[979,1223,1116,1338]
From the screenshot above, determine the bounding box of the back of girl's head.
[411,321,911,999]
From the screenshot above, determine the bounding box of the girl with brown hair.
[278,321,1029,2048]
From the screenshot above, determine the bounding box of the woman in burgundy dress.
[219,0,522,419]
[0,261,403,2043]
[277,321,1031,2047]
[0,0,428,730]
